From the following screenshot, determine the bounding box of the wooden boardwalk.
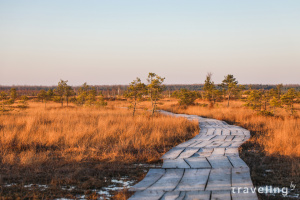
[129,111,258,200]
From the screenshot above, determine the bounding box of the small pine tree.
[65,86,74,106]
[221,74,238,107]
[76,83,89,105]
[55,80,68,107]
[245,90,262,111]
[281,88,296,115]
[203,73,215,106]
[124,78,146,116]
[0,91,8,111]
[10,88,17,103]
[37,90,47,103]
[174,89,199,106]
[85,87,97,106]
[147,73,165,115]
[269,96,281,114]
[19,95,29,109]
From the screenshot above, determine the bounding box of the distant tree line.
[1,83,299,97]
[1,74,299,116]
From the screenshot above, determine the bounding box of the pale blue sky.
[1,0,299,85]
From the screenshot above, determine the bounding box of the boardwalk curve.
[129,110,258,200]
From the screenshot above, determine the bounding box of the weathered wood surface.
[129,110,258,200]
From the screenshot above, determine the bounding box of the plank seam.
[226,156,235,168]
[204,169,212,191]
[183,158,192,168]
[143,169,165,190]
[174,169,186,191]
[175,148,186,159]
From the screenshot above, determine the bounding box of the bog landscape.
[1,1,300,200]
[0,73,299,200]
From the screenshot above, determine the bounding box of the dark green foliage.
[124,78,146,116]
[147,73,165,115]
[221,74,238,107]
[245,90,262,111]
[173,89,199,106]
[37,89,47,102]
[281,88,297,115]
[203,73,215,103]
[17,95,29,109]
[10,88,17,102]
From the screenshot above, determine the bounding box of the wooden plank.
[212,135,226,141]
[222,121,228,125]
[206,128,215,135]
[161,148,184,159]
[199,128,208,134]
[184,191,211,200]
[232,167,254,188]
[175,191,186,200]
[219,141,234,148]
[232,192,258,200]
[177,148,200,159]
[214,128,222,135]
[206,168,231,190]
[231,129,244,136]
[224,135,235,141]
[225,148,239,156]
[211,148,225,156]
[193,140,213,148]
[162,159,190,169]
[199,148,214,153]
[243,130,251,136]
[148,169,184,191]
[232,136,245,142]
[222,129,231,135]
[228,156,249,168]
[188,141,202,147]
[198,135,216,140]
[176,139,198,148]
[215,121,223,126]
[211,190,231,200]
[128,190,165,200]
[160,191,180,200]
[229,129,238,135]
[199,122,209,126]
[192,148,213,157]
[207,156,232,168]
[207,120,216,126]
[192,152,212,157]
[184,157,211,168]
[129,169,165,191]
[230,141,245,148]
[175,169,210,191]
[204,141,223,148]
[237,129,244,135]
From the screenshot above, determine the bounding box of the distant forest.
[0,84,299,97]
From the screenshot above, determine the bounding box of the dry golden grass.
[0,101,199,198]
[0,101,199,165]
[159,99,300,157]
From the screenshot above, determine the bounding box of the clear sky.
[1,0,299,86]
